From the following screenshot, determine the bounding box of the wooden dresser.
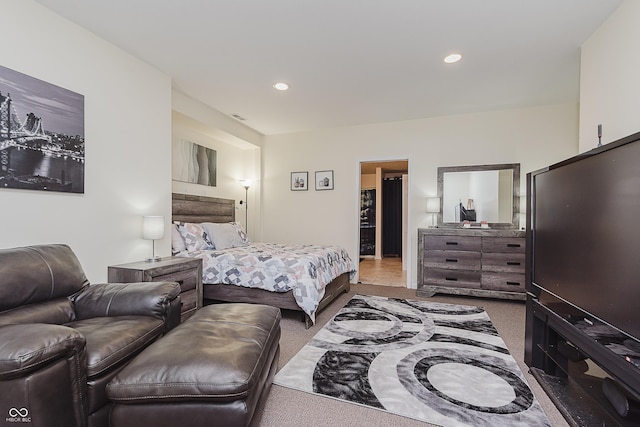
[416,228,526,300]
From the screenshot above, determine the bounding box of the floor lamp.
[241,180,251,231]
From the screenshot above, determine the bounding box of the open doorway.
[359,160,408,287]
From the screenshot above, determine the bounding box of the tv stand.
[525,294,640,426]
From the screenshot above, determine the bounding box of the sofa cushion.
[66,316,164,379]
[0,323,85,378]
[0,244,89,312]
[106,304,281,402]
[0,299,76,326]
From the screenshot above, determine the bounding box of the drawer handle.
[507,243,521,248]
[445,277,458,281]
[445,259,458,263]
[445,241,459,246]
[506,281,521,286]
[506,262,521,266]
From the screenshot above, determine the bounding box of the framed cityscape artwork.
[0,65,85,193]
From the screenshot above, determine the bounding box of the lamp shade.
[426,197,441,213]
[142,216,165,240]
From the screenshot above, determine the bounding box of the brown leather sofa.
[0,244,182,427]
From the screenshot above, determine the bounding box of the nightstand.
[108,257,203,322]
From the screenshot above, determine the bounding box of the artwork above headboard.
[172,193,235,224]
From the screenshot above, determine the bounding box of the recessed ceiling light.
[444,53,462,64]
[273,82,289,91]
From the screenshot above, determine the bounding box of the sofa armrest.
[73,281,181,322]
[0,324,85,379]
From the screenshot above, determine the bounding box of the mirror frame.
[437,163,520,229]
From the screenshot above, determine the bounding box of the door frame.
[355,157,411,287]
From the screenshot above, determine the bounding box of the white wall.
[579,0,640,151]
[0,0,172,282]
[1,0,591,289]
[262,103,579,287]
[171,91,263,239]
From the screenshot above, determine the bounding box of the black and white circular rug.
[274,294,551,426]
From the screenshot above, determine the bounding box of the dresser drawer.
[424,268,481,288]
[424,250,481,270]
[481,272,525,292]
[482,253,525,273]
[424,235,481,252]
[150,268,198,292]
[482,237,525,254]
[180,289,198,314]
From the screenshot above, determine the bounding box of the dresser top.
[418,227,525,238]
[109,256,202,271]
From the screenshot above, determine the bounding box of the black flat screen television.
[528,131,640,346]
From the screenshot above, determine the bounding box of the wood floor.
[357,257,406,287]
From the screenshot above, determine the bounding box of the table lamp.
[142,215,164,262]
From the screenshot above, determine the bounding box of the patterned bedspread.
[177,243,356,324]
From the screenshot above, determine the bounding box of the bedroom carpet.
[273,294,551,427]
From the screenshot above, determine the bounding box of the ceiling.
[34,0,622,135]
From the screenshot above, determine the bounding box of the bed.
[172,193,355,327]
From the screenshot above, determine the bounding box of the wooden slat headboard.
[172,193,235,223]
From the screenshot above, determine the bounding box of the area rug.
[274,294,551,427]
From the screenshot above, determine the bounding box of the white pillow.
[203,222,250,250]
[230,222,250,245]
[174,222,214,251]
[171,224,187,253]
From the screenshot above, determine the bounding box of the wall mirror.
[437,163,520,229]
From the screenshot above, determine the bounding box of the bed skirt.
[202,272,351,328]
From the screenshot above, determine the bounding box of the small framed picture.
[315,170,334,190]
[291,172,308,191]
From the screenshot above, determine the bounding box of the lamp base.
[146,240,161,262]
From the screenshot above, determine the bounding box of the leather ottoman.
[106,303,281,427]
